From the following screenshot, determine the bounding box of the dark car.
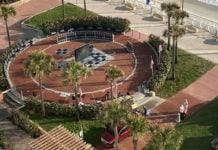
[101,125,131,147]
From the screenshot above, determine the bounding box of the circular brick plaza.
[9,34,154,104]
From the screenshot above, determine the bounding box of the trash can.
[150,91,155,96]
[176,113,181,123]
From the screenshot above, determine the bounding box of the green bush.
[10,110,43,138]
[0,0,19,4]
[148,34,165,53]
[147,49,171,91]
[0,130,8,149]
[146,35,171,91]
[24,97,102,119]
[41,16,131,35]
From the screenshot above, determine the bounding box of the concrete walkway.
[0,0,218,149]
[0,101,32,150]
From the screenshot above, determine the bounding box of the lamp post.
[181,0,184,25]
[181,0,184,12]
[61,0,65,20]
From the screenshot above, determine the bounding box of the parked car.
[101,125,131,147]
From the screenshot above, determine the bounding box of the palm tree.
[126,114,149,150]
[171,9,188,64]
[161,2,180,51]
[172,9,189,25]
[163,24,185,80]
[172,24,186,64]
[0,5,16,48]
[105,65,124,101]
[144,125,183,150]
[24,50,56,116]
[61,0,65,20]
[99,101,129,150]
[63,59,91,121]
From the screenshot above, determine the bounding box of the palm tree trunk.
[175,39,178,64]
[167,16,171,51]
[39,76,45,117]
[110,82,113,101]
[74,84,80,121]
[114,126,119,150]
[4,18,11,48]
[172,39,176,80]
[84,0,87,17]
[61,0,65,20]
[133,136,138,150]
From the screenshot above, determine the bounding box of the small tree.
[144,124,183,150]
[24,50,56,116]
[161,2,180,51]
[126,114,149,150]
[0,5,16,48]
[172,9,188,64]
[105,65,124,101]
[99,101,129,150]
[63,59,91,121]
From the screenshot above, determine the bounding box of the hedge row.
[0,0,19,4]
[146,34,171,91]
[41,16,131,35]
[10,110,43,138]
[24,97,102,119]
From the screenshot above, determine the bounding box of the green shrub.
[24,97,102,119]
[148,34,165,53]
[41,16,130,35]
[0,0,19,4]
[0,130,8,149]
[146,35,171,91]
[10,110,43,138]
[148,50,171,91]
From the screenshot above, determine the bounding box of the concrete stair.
[131,92,165,110]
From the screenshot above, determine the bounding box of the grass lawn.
[157,49,215,98]
[176,97,218,150]
[28,113,104,146]
[24,3,97,28]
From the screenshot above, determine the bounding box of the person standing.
[184,99,189,116]
[180,104,185,120]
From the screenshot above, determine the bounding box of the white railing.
[198,0,218,6]
[57,31,114,43]
[124,0,218,36]
[187,13,218,35]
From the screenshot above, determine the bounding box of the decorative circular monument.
[8,34,153,104]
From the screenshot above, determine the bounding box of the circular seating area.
[8,34,153,104]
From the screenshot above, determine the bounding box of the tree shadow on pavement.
[203,38,218,45]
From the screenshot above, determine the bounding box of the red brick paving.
[9,35,154,105]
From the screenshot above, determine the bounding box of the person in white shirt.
[180,104,185,120]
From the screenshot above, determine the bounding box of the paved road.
[167,0,218,22]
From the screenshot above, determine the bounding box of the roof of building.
[30,125,95,150]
